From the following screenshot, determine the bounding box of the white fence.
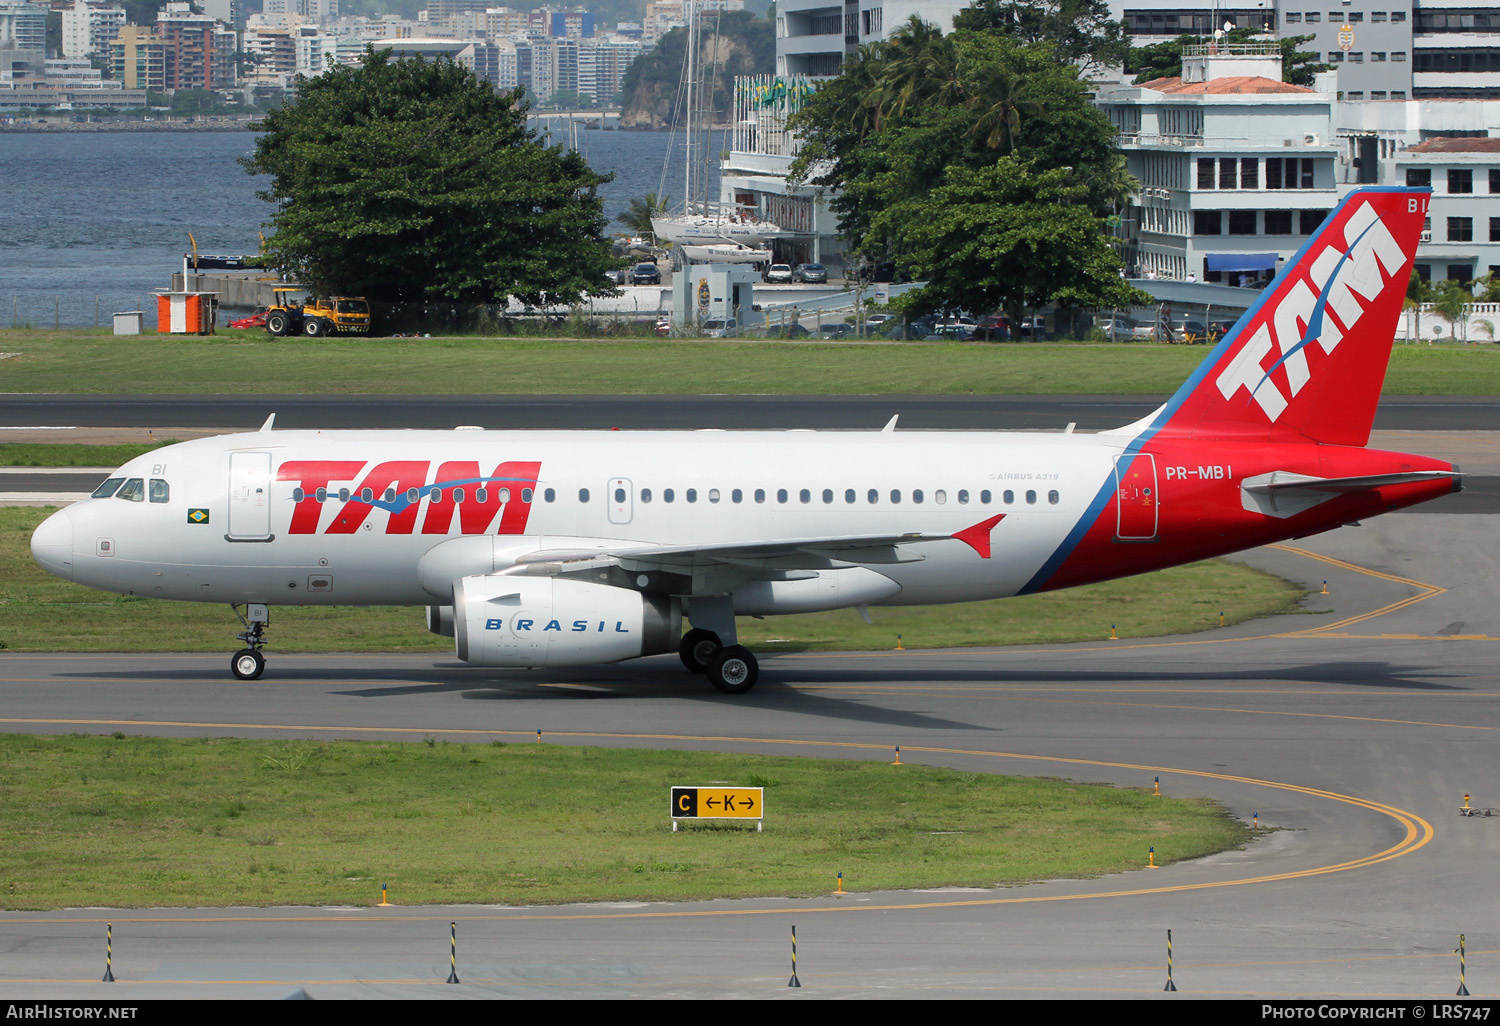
[1398,302,1500,343]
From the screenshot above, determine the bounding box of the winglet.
[882,415,899,433]
[952,514,1006,559]
[258,413,276,433]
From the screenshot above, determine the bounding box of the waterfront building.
[1097,45,1341,282]
[156,2,237,90]
[110,25,167,92]
[1395,137,1500,281]
[61,1,127,60]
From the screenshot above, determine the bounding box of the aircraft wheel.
[679,629,721,673]
[266,312,288,336]
[707,646,757,694]
[231,648,265,681]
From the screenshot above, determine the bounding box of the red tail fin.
[1146,187,1429,447]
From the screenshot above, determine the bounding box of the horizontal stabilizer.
[1241,470,1458,518]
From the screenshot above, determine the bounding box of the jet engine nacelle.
[453,576,681,668]
[426,605,455,638]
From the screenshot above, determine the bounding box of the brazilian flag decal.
[187,508,210,524]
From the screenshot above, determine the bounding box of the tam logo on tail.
[1150,188,1428,447]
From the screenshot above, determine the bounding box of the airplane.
[30,186,1460,694]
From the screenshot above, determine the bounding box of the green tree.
[951,0,1129,75]
[788,24,1135,315]
[1430,277,1473,342]
[870,159,1146,335]
[242,48,617,308]
[617,192,672,241]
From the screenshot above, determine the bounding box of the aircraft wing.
[506,515,1007,577]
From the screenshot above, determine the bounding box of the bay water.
[0,125,712,328]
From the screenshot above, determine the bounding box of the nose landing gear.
[231,603,270,680]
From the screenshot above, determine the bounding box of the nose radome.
[30,507,74,580]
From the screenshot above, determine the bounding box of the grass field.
[0,734,1250,909]
[2,330,1498,395]
[1,507,1309,652]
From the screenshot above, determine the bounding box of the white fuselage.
[39,427,1124,611]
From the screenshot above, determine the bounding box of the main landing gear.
[230,603,269,681]
[678,627,759,695]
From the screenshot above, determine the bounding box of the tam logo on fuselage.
[277,459,542,535]
[1214,199,1412,421]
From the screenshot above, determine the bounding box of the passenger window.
[614,487,625,503]
[427,487,440,502]
[1026,490,1036,505]
[686,488,697,503]
[1003,490,1014,504]
[544,488,555,502]
[958,489,969,504]
[1048,490,1059,505]
[981,490,992,504]
[935,489,946,505]
[383,488,395,503]
[475,488,487,504]
[293,488,306,502]
[709,488,720,503]
[777,489,788,503]
[407,488,420,503]
[822,489,833,504]
[454,489,465,503]
[845,489,856,503]
[91,477,124,499]
[318,488,329,502]
[664,488,675,503]
[116,478,145,502]
[499,488,511,503]
[890,490,901,503]
[868,489,878,504]
[361,488,374,503]
[338,488,350,502]
[641,488,652,503]
[522,488,533,503]
[732,489,743,503]
[913,489,924,504]
[578,488,589,502]
[800,489,811,503]
[755,489,766,503]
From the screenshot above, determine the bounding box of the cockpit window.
[116,478,145,502]
[149,479,169,503]
[91,477,124,499]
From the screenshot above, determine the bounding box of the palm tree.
[879,16,962,121]
[618,192,672,242]
[964,63,1039,152]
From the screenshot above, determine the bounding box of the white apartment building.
[61,1,126,60]
[1394,137,1500,282]
[1096,45,1342,281]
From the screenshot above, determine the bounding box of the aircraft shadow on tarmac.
[68,657,1470,694]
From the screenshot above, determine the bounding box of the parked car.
[791,262,828,283]
[763,322,811,338]
[603,267,626,285]
[701,317,738,338]
[655,317,671,336]
[817,323,852,339]
[1096,316,1137,341]
[629,262,661,286]
[762,263,793,284]
[1016,316,1049,341]
[864,313,895,329]
[924,324,974,341]
[228,310,267,330]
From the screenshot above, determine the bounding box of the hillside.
[619,10,775,129]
